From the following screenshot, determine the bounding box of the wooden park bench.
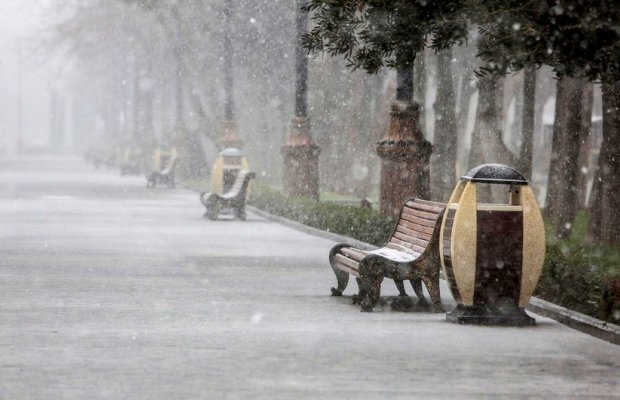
[146,155,177,188]
[329,198,446,312]
[200,170,255,220]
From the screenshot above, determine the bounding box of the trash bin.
[439,164,545,326]
[152,146,177,173]
[211,148,249,194]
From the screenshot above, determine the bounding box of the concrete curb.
[526,297,620,346]
[248,205,620,347]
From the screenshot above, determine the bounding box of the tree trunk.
[469,74,517,202]
[414,49,426,133]
[576,82,594,210]
[223,0,234,121]
[431,48,457,202]
[376,64,432,217]
[587,80,620,246]
[544,77,587,238]
[452,33,478,176]
[519,65,536,179]
[469,74,516,167]
[281,0,320,200]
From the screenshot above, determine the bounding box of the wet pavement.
[1,155,619,399]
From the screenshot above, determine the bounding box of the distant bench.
[146,156,177,188]
[329,198,446,312]
[200,170,255,220]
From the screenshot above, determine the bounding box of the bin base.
[446,304,535,326]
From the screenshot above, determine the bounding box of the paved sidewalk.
[1,155,619,399]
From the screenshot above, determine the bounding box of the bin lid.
[461,164,528,185]
[219,148,243,157]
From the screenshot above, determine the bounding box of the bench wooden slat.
[404,200,443,211]
[227,171,248,195]
[391,233,426,254]
[397,214,438,229]
[385,242,421,258]
[334,254,360,274]
[396,223,433,241]
[223,171,250,197]
[340,247,367,262]
[401,207,441,222]
[389,237,426,254]
[397,218,435,237]
[405,199,445,214]
[337,263,361,277]
[394,226,430,247]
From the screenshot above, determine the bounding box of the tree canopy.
[302,0,468,73]
[474,0,620,83]
[303,0,620,83]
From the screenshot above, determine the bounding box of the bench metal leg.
[235,203,247,220]
[352,277,364,304]
[420,274,444,313]
[146,173,157,188]
[419,242,445,313]
[205,202,220,220]
[410,278,430,307]
[394,280,408,297]
[359,257,384,312]
[328,245,351,296]
[329,267,349,297]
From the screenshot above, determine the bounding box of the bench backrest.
[161,156,177,175]
[223,169,255,198]
[387,198,445,256]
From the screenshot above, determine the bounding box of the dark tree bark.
[545,77,588,238]
[576,82,594,210]
[431,48,457,202]
[519,65,536,179]
[223,0,234,121]
[294,0,308,118]
[396,66,413,103]
[414,50,426,132]
[587,80,620,246]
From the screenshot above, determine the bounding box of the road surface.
[1,155,618,399]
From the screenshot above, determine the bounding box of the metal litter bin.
[439,164,545,326]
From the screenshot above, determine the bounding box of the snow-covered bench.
[146,155,177,188]
[200,170,255,220]
[328,198,446,312]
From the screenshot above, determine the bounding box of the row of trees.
[303,0,620,246]
[46,0,390,192]
[47,0,291,177]
[44,0,619,247]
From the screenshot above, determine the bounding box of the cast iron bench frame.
[200,170,255,220]
[329,198,446,312]
[146,156,177,188]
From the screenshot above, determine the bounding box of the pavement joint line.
[247,204,620,347]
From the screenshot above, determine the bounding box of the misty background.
[1,0,603,206]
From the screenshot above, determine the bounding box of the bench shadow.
[343,296,437,313]
[382,296,435,312]
[200,216,265,223]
